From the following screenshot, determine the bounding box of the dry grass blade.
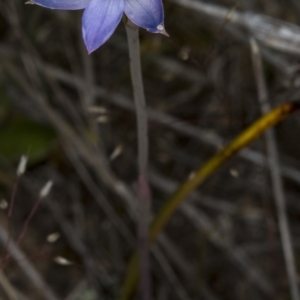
[250,38,300,300]
[121,102,300,300]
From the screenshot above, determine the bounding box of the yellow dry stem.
[121,101,299,300]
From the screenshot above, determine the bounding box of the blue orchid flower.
[27,0,166,53]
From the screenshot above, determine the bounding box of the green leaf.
[0,117,57,164]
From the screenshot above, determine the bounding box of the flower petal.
[124,0,165,34]
[27,0,89,10]
[82,0,124,53]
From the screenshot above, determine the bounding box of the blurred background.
[1,0,300,299]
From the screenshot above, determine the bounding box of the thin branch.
[0,224,59,300]
[170,0,300,56]
[3,59,138,220]
[64,145,134,244]
[152,245,191,300]
[150,170,273,296]
[5,55,299,187]
[180,203,273,296]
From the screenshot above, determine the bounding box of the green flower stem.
[125,19,152,300]
[121,101,300,300]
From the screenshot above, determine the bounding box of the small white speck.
[97,115,110,123]
[250,38,259,54]
[53,256,73,266]
[17,155,28,176]
[39,181,53,198]
[47,232,60,243]
[178,46,190,61]
[157,25,164,31]
[0,199,8,210]
[188,172,196,180]
[110,144,124,161]
[88,106,107,114]
[230,168,239,178]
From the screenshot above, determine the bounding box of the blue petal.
[28,0,89,10]
[82,0,124,53]
[124,0,165,33]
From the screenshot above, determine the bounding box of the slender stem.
[125,21,149,175]
[1,176,20,267]
[15,196,43,247]
[3,195,43,267]
[125,20,152,300]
